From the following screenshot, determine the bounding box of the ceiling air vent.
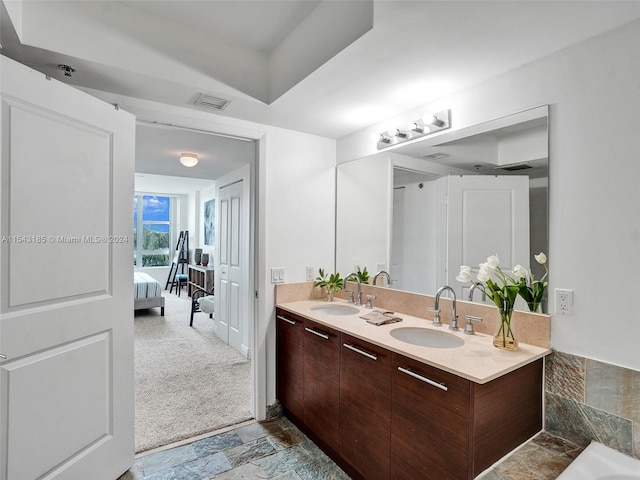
[423,152,449,160]
[194,93,231,111]
[497,163,533,172]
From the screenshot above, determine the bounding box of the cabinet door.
[275,309,305,422]
[303,320,340,452]
[340,334,392,480]
[391,354,471,480]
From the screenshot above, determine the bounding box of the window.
[133,194,176,267]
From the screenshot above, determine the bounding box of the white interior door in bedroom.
[0,57,135,480]
[215,164,250,357]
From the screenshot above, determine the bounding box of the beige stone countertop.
[276,299,551,384]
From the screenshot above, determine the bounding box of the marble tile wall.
[545,350,640,459]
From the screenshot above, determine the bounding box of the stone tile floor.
[119,416,349,480]
[120,416,583,480]
[479,431,583,480]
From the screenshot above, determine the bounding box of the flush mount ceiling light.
[179,153,198,167]
[371,109,451,150]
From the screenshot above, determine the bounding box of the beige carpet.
[134,292,252,453]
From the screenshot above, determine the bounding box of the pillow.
[197,295,215,314]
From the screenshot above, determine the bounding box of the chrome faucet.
[468,282,487,302]
[343,273,362,306]
[432,285,458,331]
[372,270,392,287]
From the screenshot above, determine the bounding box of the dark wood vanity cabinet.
[391,353,471,480]
[340,334,392,480]
[302,319,341,453]
[275,307,544,480]
[391,353,543,480]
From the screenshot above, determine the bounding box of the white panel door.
[445,175,530,302]
[0,57,135,479]
[217,191,230,344]
[215,164,250,357]
[217,181,243,352]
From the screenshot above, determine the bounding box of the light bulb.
[407,121,424,133]
[422,113,445,127]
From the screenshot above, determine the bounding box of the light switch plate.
[305,266,315,281]
[271,268,285,284]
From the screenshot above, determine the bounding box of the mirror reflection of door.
[391,173,529,306]
[445,175,530,307]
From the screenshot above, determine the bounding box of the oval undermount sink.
[390,327,464,349]
[310,304,360,316]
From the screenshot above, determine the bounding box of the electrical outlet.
[376,263,386,272]
[555,288,574,315]
[306,266,315,281]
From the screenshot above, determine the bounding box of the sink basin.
[390,327,464,349]
[311,304,360,316]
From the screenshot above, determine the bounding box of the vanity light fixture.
[179,153,199,167]
[369,132,392,144]
[387,128,409,140]
[371,109,451,150]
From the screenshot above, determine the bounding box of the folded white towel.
[360,310,402,325]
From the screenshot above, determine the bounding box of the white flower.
[479,261,496,275]
[534,252,547,265]
[456,266,473,283]
[477,267,491,282]
[513,264,530,280]
[486,255,500,268]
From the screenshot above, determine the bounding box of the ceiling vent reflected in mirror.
[194,93,231,111]
[423,152,449,160]
[497,163,533,172]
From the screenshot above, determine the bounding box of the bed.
[134,272,165,315]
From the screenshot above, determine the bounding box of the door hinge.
[255,290,259,299]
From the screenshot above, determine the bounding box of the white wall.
[338,20,640,371]
[336,153,392,276]
[392,179,438,294]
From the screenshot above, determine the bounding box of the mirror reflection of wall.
[391,171,439,294]
[336,105,549,312]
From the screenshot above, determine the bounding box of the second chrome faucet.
[430,285,458,331]
[343,272,362,306]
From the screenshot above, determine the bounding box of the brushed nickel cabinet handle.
[304,327,329,340]
[0,354,6,360]
[277,315,296,325]
[343,343,378,361]
[398,366,448,391]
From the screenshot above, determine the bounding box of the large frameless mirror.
[336,105,548,312]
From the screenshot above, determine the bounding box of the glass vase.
[493,306,518,351]
[326,288,334,302]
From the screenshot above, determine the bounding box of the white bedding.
[134,272,162,299]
